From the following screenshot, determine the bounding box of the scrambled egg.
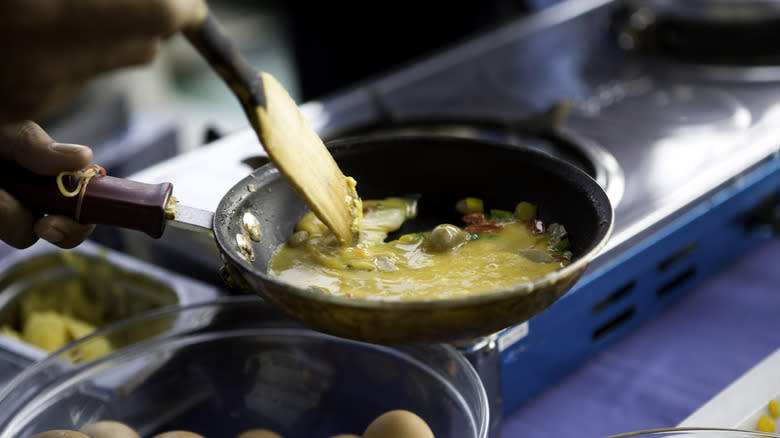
[268,197,571,301]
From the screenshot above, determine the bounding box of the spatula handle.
[182,14,266,125]
[0,160,172,238]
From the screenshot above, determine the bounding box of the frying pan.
[0,134,613,344]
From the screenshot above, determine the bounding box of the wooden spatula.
[183,11,360,245]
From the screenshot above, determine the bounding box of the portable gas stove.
[124,0,780,435]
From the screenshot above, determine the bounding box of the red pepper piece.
[465,223,504,233]
[462,213,488,224]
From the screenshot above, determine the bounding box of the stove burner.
[613,1,780,81]
[573,80,752,134]
[324,120,625,207]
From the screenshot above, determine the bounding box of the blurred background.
[35,0,561,157]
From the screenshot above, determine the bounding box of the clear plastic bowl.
[607,428,780,438]
[0,296,489,438]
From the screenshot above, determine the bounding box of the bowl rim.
[606,427,780,438]
[0,295,490,438]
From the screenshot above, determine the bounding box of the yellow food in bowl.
[2,310,112,360]
[756,398,779,433]
[0,277,115,358]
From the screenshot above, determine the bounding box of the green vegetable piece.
[490,209,514,221]
[398,233,424,243]
[514,201,537,221]
[551,237,570,252]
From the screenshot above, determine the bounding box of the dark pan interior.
[330,136,610,257]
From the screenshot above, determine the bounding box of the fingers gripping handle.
[0,160,173,238]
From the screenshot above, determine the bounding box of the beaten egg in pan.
[268,196,571,300]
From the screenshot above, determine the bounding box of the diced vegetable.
[465,223,504,233]
[423,224,469,252]
[399,233,424,243]
[514,201,537,221]
[67,336,112,362]
[530,219,546,234]
[462,213,488,224]
[758,414,776,433]
[489,209,514,221]
[455,197,484,215]
[551,237,570,252]
[547,223,567,242]
[770,399,779,419]
[22,311,68,353]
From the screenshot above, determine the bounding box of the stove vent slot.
[591,281,635,313]
[656,266,697,299]
[739,190,779,233]
[592,307,636,341]
[656,241,698,272]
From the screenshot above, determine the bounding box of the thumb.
[0,121,93,176]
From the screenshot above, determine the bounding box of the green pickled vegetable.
[514,201,537,221]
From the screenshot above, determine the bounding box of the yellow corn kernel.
[758,414,776,433]
[455,197,484,215]
[770,399,779,419]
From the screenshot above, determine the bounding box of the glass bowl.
[607,428,780,438]
[0,296,489,438]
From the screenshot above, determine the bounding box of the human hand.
[0,0,208,249]
[0,0,208,123]
[0,121,94,249]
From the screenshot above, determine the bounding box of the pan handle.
[0,159,172,238]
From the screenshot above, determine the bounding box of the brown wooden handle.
[182,14,266,130]
[0,160,172,238]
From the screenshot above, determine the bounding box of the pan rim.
[216,134,615,311]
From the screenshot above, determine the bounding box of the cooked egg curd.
[268,197,571,301]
